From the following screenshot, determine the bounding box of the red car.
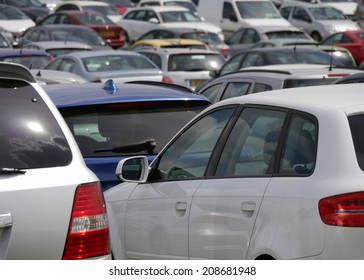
[320,31,364,67]
[37,10,127,49]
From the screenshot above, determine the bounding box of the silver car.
[0,62,111,259]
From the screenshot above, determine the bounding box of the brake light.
[162,76,174,84]
[319,192,364,227]
[63,182,110,260]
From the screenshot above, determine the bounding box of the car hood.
[0,20,35,35]
[317,20,360,31]
[162,22,222,34]
[240,18,292,27]
[107,15,123,23]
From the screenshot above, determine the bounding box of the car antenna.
[328,39,334,72]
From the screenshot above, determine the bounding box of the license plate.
[101,31,115,37]
[190,80,204,87]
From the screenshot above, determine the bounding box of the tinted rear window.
[60,101,209,157]
[349,114,364,171]
[0,79,72,169]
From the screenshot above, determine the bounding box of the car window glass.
[279,115,317,175]
[154,108,236,180]
[292,7,310,21]
[348,114,364,171]
[280,6,292,19]
[242,29,259,44]
[341,34,354,43]
[219,54,245,76]
[223,2,235,19]
[0,79,72,168]
[215,107,286,177]
[200,83,223,103]
[226,30,244,45]
[252,83,272,93]
[221,82,251,100]
[241,53,261,67]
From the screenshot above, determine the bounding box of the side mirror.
[115,156,150,183]
[149,17,160,24]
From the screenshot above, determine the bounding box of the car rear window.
[0,79,72,169]
[283,78,338,88]
[60,101,209,157]
[349,114,364,171]
[168,54,225,71]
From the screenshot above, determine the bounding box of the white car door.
[125,107,237,259]
[189,107,288,259]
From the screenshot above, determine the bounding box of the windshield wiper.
[94,138,156,154]
[0,168,27,175]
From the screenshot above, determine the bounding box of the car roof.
[138,46,221,55]
[30,24,100,31]
[237,25,304,33]
[126,5,189,12]
[280,1,333,8]
[23,40,92,49]
[0,49,51,56]
[212,83,364,113]
[45,80,210,107]
[132,38,207,47]
[57,49,144,59]
[56,0,109,6]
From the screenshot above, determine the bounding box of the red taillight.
[319,192,364,227]
[63,182,110,260]
[162,76,174,84]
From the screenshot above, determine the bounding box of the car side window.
[226,30,244,45]
[200,83,223,103]
[220,82,251,100]
[223,2,235,20]
[252,83,272,93]
[279,114,317,175]
[153,107,236,180]
[280,6,291,19]
[219,54,245,76]
[241,53,261,67]
[241,29,259,44]
[215,107,286,177]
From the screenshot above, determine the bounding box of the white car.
[54,0,122,23]
[0,4,35,41]
[280,1,360,41]
[118,6,224,43]
[0,62,111,259]
[137,0,198,13]
[106,83,364,260]
[136,47,226,90]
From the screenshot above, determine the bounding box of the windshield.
[236,1,281,19]
[0,6,29,19]
[75,14,115,25]
[182,32,223,44]
[308,7,346,20]
[83,5,120,15]
[61,101,209,157]
[266,31,311,39]
[272,50,342,65]
[51,29,108,47]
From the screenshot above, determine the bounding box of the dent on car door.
[189,106,288,259]
[124,107,237,259]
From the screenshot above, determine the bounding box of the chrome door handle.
[241,201,256,212]
[0,213,12,228]
[175,201,187,211]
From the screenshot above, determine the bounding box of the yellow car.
[128,38,208,51]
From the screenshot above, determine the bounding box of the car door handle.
[0,213,12,229]
[175,201,187,211]
[241,201,256,212]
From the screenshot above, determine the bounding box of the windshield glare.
[236,1,281,19]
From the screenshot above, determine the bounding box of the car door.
[124,107,237,259]
[189,106,288,259]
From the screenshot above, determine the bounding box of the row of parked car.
[3,0,364,260]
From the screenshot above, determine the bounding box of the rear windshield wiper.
[0,168,27,175]
[94,138,156,154]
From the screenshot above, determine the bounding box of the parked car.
[54,0,122,23]
[319,30,364,66]
[197,64,364,103]
[197,0,293,38]
[45,80,211,191]
[107,83,364,260]
[118,6,224,43]
[0,0,51,22]
[135,27,231,57]
[37,10,127,49]
[22,40,92,57]
[43,49,170,83]
[137,0,198,14]
[31,68,89,84]
[18,24,112,50]
[0,62,111,260]
[251,39,357,67]
[279,1,360,41]
[216,46,343,77]
[0,31,13,48]
[0,4,35,42]
[226,25,314,55]
[0,48,53,69]
[128,38,207,51]
[136,46,226,90]
[332,71,364,84]
[293,0,358,20]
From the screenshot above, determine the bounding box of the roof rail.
[0,62,36,83]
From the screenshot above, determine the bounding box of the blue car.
[45,80,211,191]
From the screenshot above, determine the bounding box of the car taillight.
[319,192,364,227]
[63,182,110,260]
[162,76,174,84]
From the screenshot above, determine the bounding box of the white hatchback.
[106,83,364,259]
[0,62,111,259]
